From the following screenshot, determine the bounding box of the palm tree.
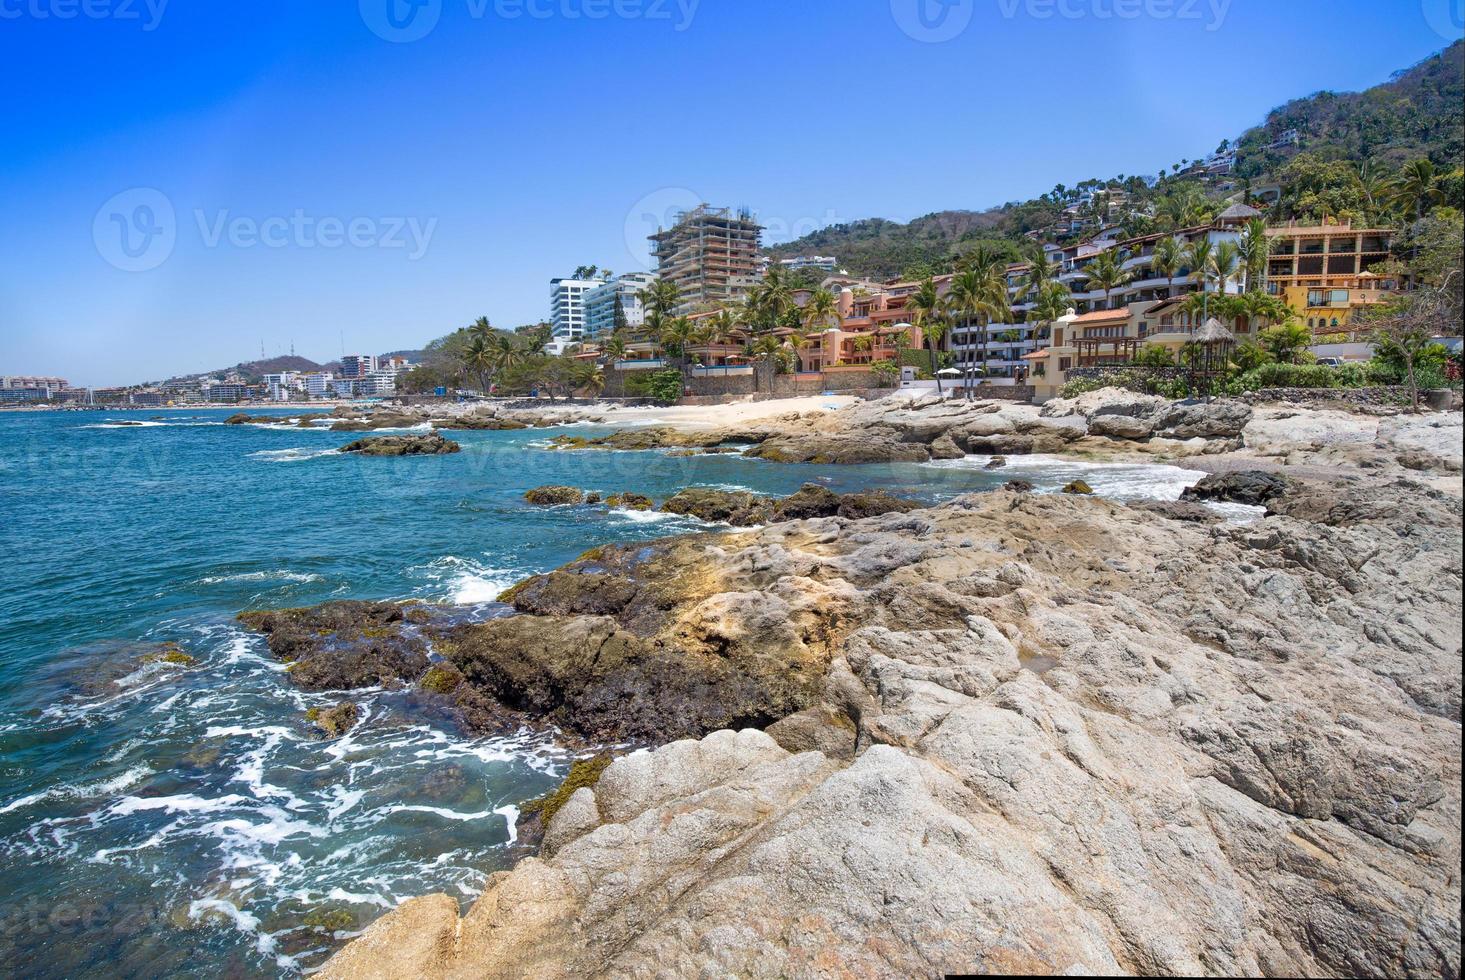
[468,316,494,342]
[801,288,839,335]
[602,333,628,366]
[948,250,1009,396]
[489,333,526,381]
[755,265,795,328]
[909,277,949,393]
[583,366,606,399]
[638,279,681,339]
[1081,249,1132,310]
[708,308,739,345]
[1026,281,1072,331]
[1388,159,1442,220]
[460,336,494,395]
[659,316,696,372]
[1183,238,1213,291]
[1209,240,1241,299]
[1017,241,1058,302]
[1353,160,1390,222]
[748,333,784,391]
[1152,235,1181,298]
[1236,218,1271,293]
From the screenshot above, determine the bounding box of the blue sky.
[0,1,1458,386]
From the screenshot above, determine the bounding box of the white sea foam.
[247,447,343,463]
[0,764,153,815]
[494,805,520,844]
[198,569,324,584]
[408,555,518,605]
[927,453,1208,502]
[81,419,169,429]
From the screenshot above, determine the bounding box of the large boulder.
[1181,470,1290,507]
[1151,400,1253,439]
[1087,413,1155,440]
[744,433,931,464]
[1040,387,1167,420]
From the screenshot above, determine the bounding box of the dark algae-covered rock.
[661,487,771,525]
[307,701,360,738]
[1062,479,1094,495]
[1181,470,1290,507]
[604,492,654,511]
[238,601,432,691]
[339,434,461,456]
[524,485,585,506]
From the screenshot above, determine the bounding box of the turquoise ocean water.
[0,407,1209,976]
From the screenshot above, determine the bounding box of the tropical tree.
[638,279,681,338]
[1232,340,1272,372]
[1209,240,1241,297]
[658,316,696,368]
[909,277,949,393]
[948,249,1009,396]
[459,336,495,395]
[801,288,839,335]
[1257,321,1313,364]
[1017,241,1058,300]
[1152,235,1182,297]
[490,333,527,377]
[1080,249,1132,310]
[601,333,628,365]
[582,366,606,399]
[1236,218,1271,292]
[707,308,739,345]
[1026,280,1072,331]
[753,265,795,328]
[1389,159,1443,220]
[468,315,494,342]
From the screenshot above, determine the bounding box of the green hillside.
[770,41,1464,280]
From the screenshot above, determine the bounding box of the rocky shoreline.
[230,391,1461,978]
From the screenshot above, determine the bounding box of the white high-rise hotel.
[548,276,604,344]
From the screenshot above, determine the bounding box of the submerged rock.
[307,701,360,738]
[339,434,461,456]
[604,492,654,511]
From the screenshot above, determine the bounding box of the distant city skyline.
[1,2,1457,386]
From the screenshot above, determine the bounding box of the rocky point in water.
[216,390,1462,977]
[318,467,1460,978]
[339,434,462,456]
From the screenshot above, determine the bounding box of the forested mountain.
[768,41,1463,281]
